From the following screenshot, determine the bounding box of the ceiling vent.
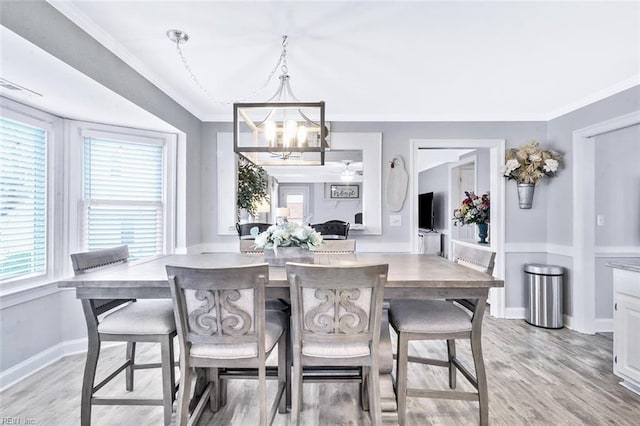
[0,78,42,96]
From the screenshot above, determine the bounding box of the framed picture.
[330,184,359,199]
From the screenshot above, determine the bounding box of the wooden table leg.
[80,300,100,426]
[378,301,399,423]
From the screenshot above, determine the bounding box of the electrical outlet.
[389,215,402,227]
[596,215,605,227]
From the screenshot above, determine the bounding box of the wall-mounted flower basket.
[503,140,562,209]
[516,183,535,209]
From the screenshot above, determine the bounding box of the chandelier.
[167,31,328,166]
[233,36,328,166]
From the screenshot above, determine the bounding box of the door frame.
[410,139,506,318]
[572,110,640,334]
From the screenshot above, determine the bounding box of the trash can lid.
[523,263,564,275]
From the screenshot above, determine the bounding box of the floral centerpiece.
[254,222,323,266]
[503,140,562,209]
[453,192,490,244]
[503,140,562,184]
[452,192,490,226]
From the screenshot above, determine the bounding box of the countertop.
[607,262,640,273]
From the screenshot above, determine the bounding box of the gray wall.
[594,124,640,247]
[546,85,640,317]
[593,124,640,319]
[311,183,362,224]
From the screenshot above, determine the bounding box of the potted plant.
[237,158,269,221]
[503,140,562,209]
[452,192,491,244]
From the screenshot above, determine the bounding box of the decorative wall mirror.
[217,132,381,235]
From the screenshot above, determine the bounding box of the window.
[82,136,165,260]
[0,117,47,282]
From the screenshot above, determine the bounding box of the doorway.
[410,139,506,318]
[572,111,640,334]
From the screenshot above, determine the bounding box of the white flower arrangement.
[503,140,562,184]
[254,222,323,252]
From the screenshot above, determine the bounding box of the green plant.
[237,158,268,216]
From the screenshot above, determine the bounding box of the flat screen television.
[418,192,435,230]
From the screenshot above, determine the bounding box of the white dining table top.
[58,252,503,290]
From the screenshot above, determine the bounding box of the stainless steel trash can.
[524,264,564,329]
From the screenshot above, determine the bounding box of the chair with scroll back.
[286,262,388,425]
[166,264,288,426]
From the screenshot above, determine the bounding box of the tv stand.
[418,230,442,255]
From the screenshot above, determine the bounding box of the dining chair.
[236,222,272,240]
[311,239,356,254]
[71,245,177,426]
[166,264,288,426]
[310,220,350,240]
[286,262,388,425]
[388,244,496,425]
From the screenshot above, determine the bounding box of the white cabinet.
[612,267,640,395]
[418,231,441,255]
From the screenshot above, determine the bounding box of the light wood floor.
[1,316,638,425]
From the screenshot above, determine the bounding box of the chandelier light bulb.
[297,125,308,145]
[264,121,276,146]
[283,120,298,147]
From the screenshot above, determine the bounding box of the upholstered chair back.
[286,263,387,357]
[236,223,272,240]
[70,245,131,314]
[166,264,268,351]
[71,245,129,275]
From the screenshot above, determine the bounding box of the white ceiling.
[46,0,639,123]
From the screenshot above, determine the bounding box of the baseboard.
[0,339,122,392]
[595,318,613,333]
[505,307,525,319]
[563,314,574,330]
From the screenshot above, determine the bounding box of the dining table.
[58,252,504,423]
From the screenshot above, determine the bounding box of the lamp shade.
[276,207,290,217]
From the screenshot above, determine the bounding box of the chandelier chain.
[172,34,290,105]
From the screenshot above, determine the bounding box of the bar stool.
[286,262,388,425]
[71,246,177,426]
[388,244,496,425]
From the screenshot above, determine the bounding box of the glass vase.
[263,246,314,267]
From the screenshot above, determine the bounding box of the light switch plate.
[389,214,402,227]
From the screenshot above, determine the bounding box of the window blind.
[83,137,163,260]
[0,117,47,282]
